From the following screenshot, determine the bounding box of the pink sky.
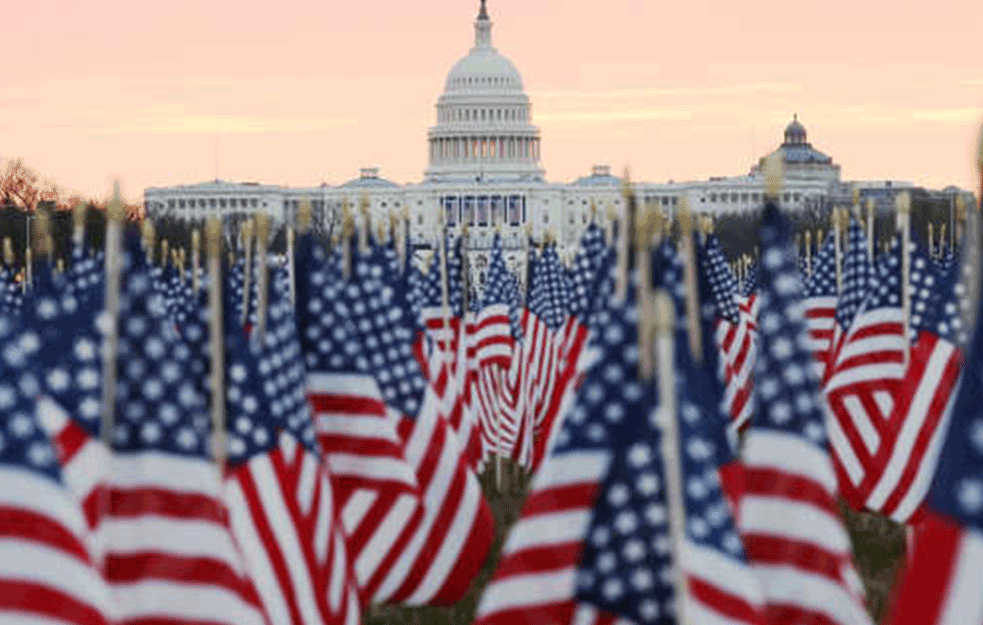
[2,0,981,205]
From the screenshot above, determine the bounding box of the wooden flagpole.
[254,213,271,345]
[206,217,226,470]
[896,192,911,369]
[240,218,254,326]
[652,290,690,625]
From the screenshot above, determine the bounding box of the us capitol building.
[144,0,973,275]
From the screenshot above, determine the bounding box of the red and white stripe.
[823,304,907,508]
[738,429,873,625]
[716,295,759,434]
[474,449,610,625]
[381,374,496,606]
[681,539,766,625]
[306,371,427,604]
[0,419,112,625]
[859,332,963,523]
[224,431,361,625]
[804,295,838,379]
[38,397,270,625]
[886,513,983,625]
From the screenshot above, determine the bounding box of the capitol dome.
[783,113,808,145]
[424,0,544,184]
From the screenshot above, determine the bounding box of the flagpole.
[254,213,270,344]
[896,192,911,369]
[192,228,201,296]
[616,168,633,303]
[206,217,226,471]
[98,181,125,564]
[286,225,296,305]
[653,290,690,625]
[240,218,254,326]
[73,199,87,251]
[805,230,812,277]
[833,207,842,295]
[928,223,935,260]
[677,200,702,363]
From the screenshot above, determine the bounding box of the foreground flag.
[0,320,111,625]
[220,281,361,625]
[332,247,495,605]
[296,240,425,605]
[476,288,671,625]
[803,231,838,379]
[857,247,962,522]
[699,234,757,431]
[738,201,872,625]
[885,247,983,625]
[824,236,909,509]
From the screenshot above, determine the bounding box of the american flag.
[295,237,425,605]
[699,234,757,432]
[824,236,909,510]
[0,319,112,625]
[803,231,838,380]
[884,243,983,625]
[473,234,522,469]
[520,243,574,472]
[825,216,874,379]
[50,238,269,625]
[741,261,758,298]
[860,253,968,522]
[332,246,495,605]
[219,277,361,625]
[669,332,766,625]
[476,288,670,625]
[738,201,872,625]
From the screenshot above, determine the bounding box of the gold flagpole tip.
[866,197,875,212]
[956,195,967,220]
[359,193,370,214]
[852,188,860,206]
[106,179,125,221]
[141,219,155,249]
[191,228,201,252]
[635,204,656,249]
[896,191,911,214]
[589,198,597,218]
[763,152,783,198]
[3,238,13,266]
[524,223,533,237]
[255,213,270,240]
[677,197,693,231]
[297,199,312,234]
[34,210,50,255]
[205,218,222,257]
[73,200,87,228]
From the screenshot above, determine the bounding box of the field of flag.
[2,143,983,625]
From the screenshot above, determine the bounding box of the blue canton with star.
[754,202,829,448]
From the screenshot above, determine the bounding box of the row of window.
[443,195,526,227]
[166,197,261,210]
[438,106,528,123]
[430,136,540,161]
[448,75,517,88]
[706,191,801,203]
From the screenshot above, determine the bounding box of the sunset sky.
[2,0,981,204]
